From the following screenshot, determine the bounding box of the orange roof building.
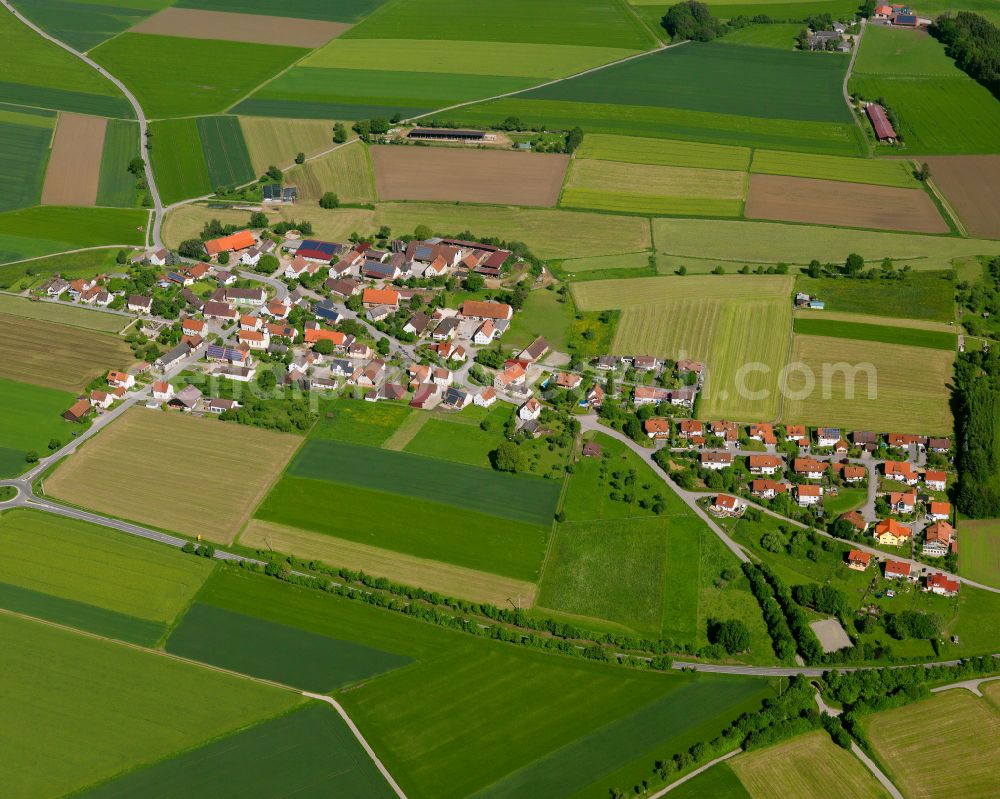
[462,300,513,320]
[362,287,399,307]
[204,230,255,255]
[304,328,346,346]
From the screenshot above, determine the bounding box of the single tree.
[294,152,305,164]
[319,192,340,209]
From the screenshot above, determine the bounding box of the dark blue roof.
[363,261,396,277]
[298,240,341,258]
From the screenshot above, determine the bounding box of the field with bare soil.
[45,410,301,543]
[371,147,568,206]
[921,155,1000,238]
[130,8,348,47]
[40,113,106,207]
[745,174,948,233]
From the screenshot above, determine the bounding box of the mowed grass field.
[239,116,337,173]
[76,704,398,799]
[0,292,126,332]
[1,612,300,799]
[750,149,918,188]
[0,205,148,264]
[0,313,134,391]
[45,409,301,542]
[90,34,306,118]
[573,274,793,310]
[561,159,745,217]
[651,218,1000,270]
[286,140,376,203]
[148,117,210,203]
[729,731,890,799]
[792,317,956,350]
[955,519,1000,589]
[0,509,214,642]
[577,133,751,170]
[0,377,75,476]
[312,396,412,446]
[0,108,53,212]
[864,689,1000,799]
[0,7,132,118]
[96,118,139,207]
[781,334,954,433]
[196,115,254,190]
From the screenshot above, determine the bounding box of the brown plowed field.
[130,8,348,47]
[745,174,948,234]
[921,155,1000,239]
[372,147,569,207]
[40,113,105,207]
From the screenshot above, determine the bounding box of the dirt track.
[130,7,348,47]
[40,112,105,207]
[745,174,948,234]
[921,156,1000,239]
[372,146,569,207]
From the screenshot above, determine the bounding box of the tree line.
[933,12,1000,100]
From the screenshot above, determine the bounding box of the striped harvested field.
[781,334,953,432]
[793,309,956,332]
[750,149,918,188]
[239,116,338,174]
[239,519,538,607]
[572,274,793,310]
[46,410,301,543]
[285,140,376,203]
[41,113,106,207]
[611,298,723,360]
[561,189,741,216]
[576,133,751,171]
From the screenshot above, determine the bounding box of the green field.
[256,476,551,580]
[0,6,132,117]
[313,397,413,446]
[10,0,170,51]
[452,97,864,154]
[523,42,849,123]
[149,117,211,203]
[77,704,398,798]
[403,406,512,469]
[0,205,148,264]
[284,138,375,203]
[342,0,655,48]
[750,149,919,188]
[853,25,966,77]
[577,133,751,171]
[504,287,574,350]
[719,22,801,49]
[664,761,750,799]
[91,34,306,118]
[236,66,538,120]
[792,317,957,350]
[0,379,76,475]
[196,115,255,190]
[793,273,956,322]
[1,612,300,799]
[166,601,411,691]
[573,274,793,310]
[175,0,386,22]
[0,291,128,331]
[287,439,561,526]
[0,114,53,212]
[651,218,1000,271]
[96,118,138,207]
[957,519,1000,589]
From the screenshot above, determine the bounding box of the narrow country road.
[647,749,742,797]
[0,1,164,247]
[842,17,872,157]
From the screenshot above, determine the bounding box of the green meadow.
[91,34,306,118]
[96,118,139,207]
[312,397,414,446]
[793,273,956,322]
[577,133,751,171]
[10,0,170,52]
[750,149,919,188]
[77,705,398,798]
[1,612,300,799]
[0,115,53,212]
[0,380,74,475]
[0,206,148,264]
[196,115,255,189]
[166,601,411,691]
[792,317,957,350]
[149,117,211,203]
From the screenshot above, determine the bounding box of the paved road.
[851,742,903,799]
[648,749,741,798]
[577,416,750,563]
[0,0,164,248]
[930,675,1000,696]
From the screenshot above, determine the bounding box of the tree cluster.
[933,12,1000,100]
[792,583,851,618]
[661,0,725,41]
[953,347,1000,517]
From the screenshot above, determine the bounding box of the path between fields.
[0,0,164,248]
[303,692,409,799]
[648,748,741,797]
[843,18,873,158]
[405,40,686,123]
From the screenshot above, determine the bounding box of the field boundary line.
[648,748,742,797]
[303,691,409,799]
[921,170,967,236]
[405,40,685,123]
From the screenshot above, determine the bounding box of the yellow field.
[576,133,751,171]
[239,520,538,607]
[793,309,957,333]
[373,202,651,260]
[700,298,793,421]
[730,731,889,799]
[284,140,376,204]
[612,298,723,361]
[239,117,339,174]
[864,690,1000,799]
[564,159,746,200]
[781,335,953,433]
[45,410,300,543]
[572,274,793,310]
[0,314,134,391]
[163,203,376,249]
